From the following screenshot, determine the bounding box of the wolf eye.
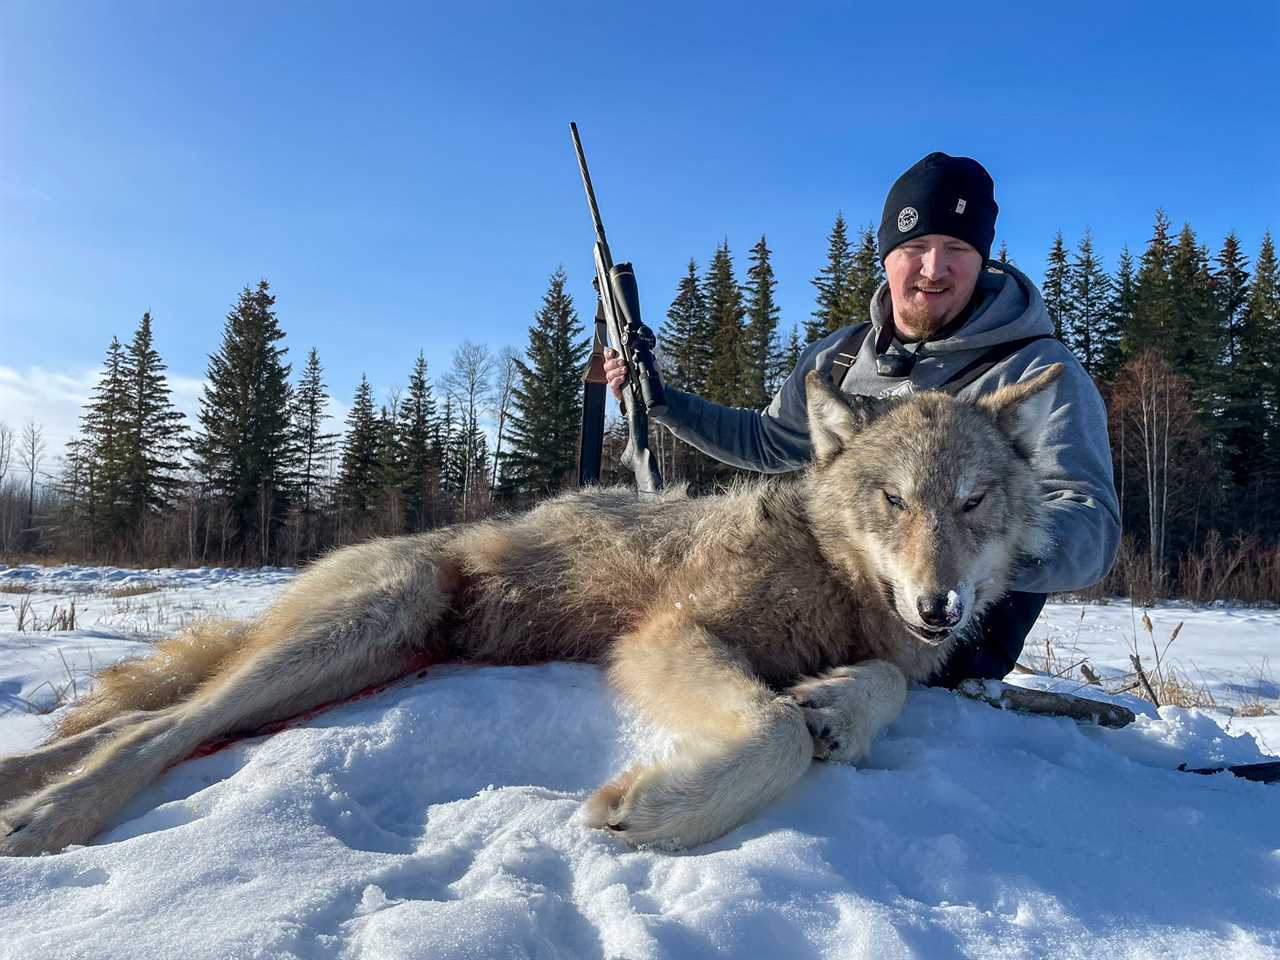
[883,491,906,511]
[962,493,986,512]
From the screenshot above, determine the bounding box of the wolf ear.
[976,363,1064,453]
[804,371,879,462]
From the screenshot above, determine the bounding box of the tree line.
[2,212,1277,601]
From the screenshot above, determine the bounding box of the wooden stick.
[1129,654,1160,707]
[957,679,1137,728]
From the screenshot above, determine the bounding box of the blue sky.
[2,1,1278,450]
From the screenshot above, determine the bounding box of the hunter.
[605,151,1120,686]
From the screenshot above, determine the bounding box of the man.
[604,151,1120,686]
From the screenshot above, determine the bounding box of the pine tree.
[742,236,782,407]
[291,348,338,515]
[846,225,884,325]
[1063,230,1116,379]
[397,352,439,530]
[193,280,294,560]
[1042,231,1070,339]
[505,268,589,497]
[659,259,711,393]
[806,214,854,343]
[996,239,1014,266]
[702,240,747,405]
[339,375,380,519]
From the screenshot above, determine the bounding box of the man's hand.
[604,348,628,402]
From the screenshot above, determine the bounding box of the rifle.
[570,122,664,496]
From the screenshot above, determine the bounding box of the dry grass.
[106,582,162,598]
[0,583,34,594]
[11,595,78,632]
[1021,605,1276,715]
[13,648,93,715]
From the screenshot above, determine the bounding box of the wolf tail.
[56,618,252,738]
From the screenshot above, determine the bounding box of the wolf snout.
[916,592,963,628]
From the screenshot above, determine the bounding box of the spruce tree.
[1109,247,1140,364]
[1165,224,1221,424]
[806,214,854,343]
[1241,232,1280,526]
[1215,233,1252,368]
[1042,231,1070,339]
[1063,230,1116,380]
[79,336,132,548]
[1129,209,1176,353]
[193,280,293,560]
[779,326,803,392]
[438,395,461,499]
[846,225,884,325]
[702,240,747,405]
[742,236,782,407]
[397,352,439,530]
[291,348,338,515]
[120,311,186,531]
[659,259,711,393]
[996,239,1014,266]
[339,375,380,519]
[505,268,588,497]
[1214,233,1256,494]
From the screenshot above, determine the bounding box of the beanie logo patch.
[956,198,967,214]
[896,207,919,232]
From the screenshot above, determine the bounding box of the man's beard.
[894,296,953,338]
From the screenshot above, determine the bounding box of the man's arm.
[981,345,1121,594]
[640,330,851,474]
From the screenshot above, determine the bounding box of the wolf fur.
[0,366,1061,856]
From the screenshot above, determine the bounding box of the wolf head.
[802,365,1061,646]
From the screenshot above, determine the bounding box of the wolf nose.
[917,594,960,628]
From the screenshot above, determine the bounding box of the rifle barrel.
[569,122,612,269]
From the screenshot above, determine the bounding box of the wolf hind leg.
[784,660,906,764]
[0,535,457,857]
[0,711,153,808]
[583,610,814,850]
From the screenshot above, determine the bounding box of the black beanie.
[877,152,997,263]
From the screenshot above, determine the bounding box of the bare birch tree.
[19,421,46,532]
[442,341,494,519]
[490,346,520,490]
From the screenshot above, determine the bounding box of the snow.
[1,565,1278,959]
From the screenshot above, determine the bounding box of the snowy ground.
[0,564,1277,960]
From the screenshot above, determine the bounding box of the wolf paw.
[0,794,94,857]
[794,703,868,763]
[786,667,874,764]
[581,765,686,849]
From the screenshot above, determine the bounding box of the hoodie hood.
[868,262,1053,354]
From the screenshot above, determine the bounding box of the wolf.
[0,366,1060,856]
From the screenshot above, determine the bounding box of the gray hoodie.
[651,263,1120,594]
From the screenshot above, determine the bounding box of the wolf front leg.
[784,661,907,763]
[583,609,815,850]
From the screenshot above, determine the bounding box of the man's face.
[884,234,983,339]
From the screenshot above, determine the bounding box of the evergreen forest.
[2,212,1277,603]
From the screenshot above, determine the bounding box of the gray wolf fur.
[0,366,1061,856]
